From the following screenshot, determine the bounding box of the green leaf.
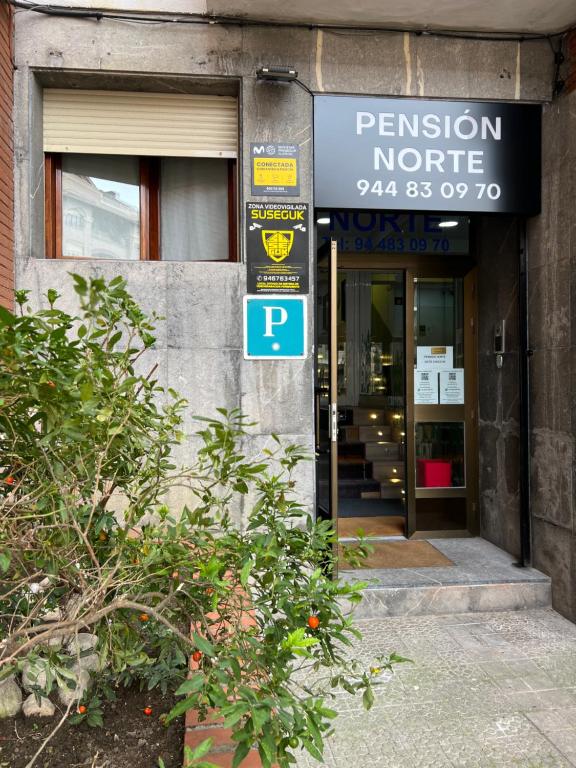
[260,731,276,764]
[232,741,251,768]
[87,712,104,727]
[250,706,269,734]
[188,737,213,760]
[71,273,87,295]
[79,381,94,402]
[0,305,16,325]
[0,551,11,574]
[175,674,204,696]
[222,702,250,728]
[240,558,252,588]
[362,685,374,710]
[191,633,215,657]
[165,695,197,723]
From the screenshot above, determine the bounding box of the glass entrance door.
[405,271,477,536]
[316,243,406,540]
[315,238,478,542]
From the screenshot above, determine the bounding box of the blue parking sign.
[243,296,307,359]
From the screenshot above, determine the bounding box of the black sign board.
[250,143,300,196]
[314,96,541,215]
[246,202,309,294]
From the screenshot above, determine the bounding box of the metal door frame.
[317,247,478,540]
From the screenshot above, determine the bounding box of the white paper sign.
[415,370,438,404]
[416,346,453,372]
[439,369,465,404]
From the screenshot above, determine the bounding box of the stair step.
[338,441,366,459]
[344,579,551,618]
[351,408,388,426]
[358,426,392,442]
[339,538,551,618]
[340,426,359,442]
[319,478,381,499]
[380,487,405,499]
[338,457,374,480]
[373,460,405,483]
[365,442,402,460]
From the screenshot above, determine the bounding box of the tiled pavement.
[295,609,576,768]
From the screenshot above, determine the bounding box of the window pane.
[414,277,464,368]
[61,154,140,260]
[415,421,465,488]
[160,158,229,262]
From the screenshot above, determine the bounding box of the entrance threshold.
[339,537,551,619]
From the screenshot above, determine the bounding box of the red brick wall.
[0,0,13,310]
[566,29,576,94]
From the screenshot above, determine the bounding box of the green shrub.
[0,275,403,768]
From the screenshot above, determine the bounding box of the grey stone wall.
[12,10,556,526]
[526,90,576,621]
[476,217,522,558]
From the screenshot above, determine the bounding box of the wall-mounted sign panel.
[243,295,307,359]
[415,370,438,405]
[251,143,300,196]
[246,202,309,294]
[417,346,454,372]
[439,369,465,404]
[314,96,541,214]
[317,211,469,255]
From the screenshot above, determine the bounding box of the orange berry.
[139,613,149,622]
[171,571,179,580]
[143,706,153,716]
[192,650,202,663]
[98,531,108,542]
[4,476,15,485]
[307,615,320,630]
[46,381,56,388]
[77,705,87,714]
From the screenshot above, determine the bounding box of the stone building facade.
[7,3,576,620]
[0,0,13,310]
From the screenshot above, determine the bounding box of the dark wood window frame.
[45,153,238,262]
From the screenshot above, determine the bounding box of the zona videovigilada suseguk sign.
[314,96,541,215]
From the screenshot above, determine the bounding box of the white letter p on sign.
[263,306,288,337]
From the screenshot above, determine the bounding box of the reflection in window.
[62,154,140,260]
[416,421,465,488]
[414,277,464,369]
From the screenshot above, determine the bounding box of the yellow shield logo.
[262,230,294,263]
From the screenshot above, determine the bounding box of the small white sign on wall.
[416,346,454,372]
[415,370,439,404]
[439,369,465,404]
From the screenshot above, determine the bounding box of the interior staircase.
[318,404,406,515]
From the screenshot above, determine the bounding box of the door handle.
[330,403,338,443]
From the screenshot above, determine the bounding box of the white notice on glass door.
[415,370,438,404]
[417,346,453,372]
[439,369,465,404]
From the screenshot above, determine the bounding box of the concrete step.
[340,537,552,618]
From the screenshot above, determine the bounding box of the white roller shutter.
[43,89,238,158]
